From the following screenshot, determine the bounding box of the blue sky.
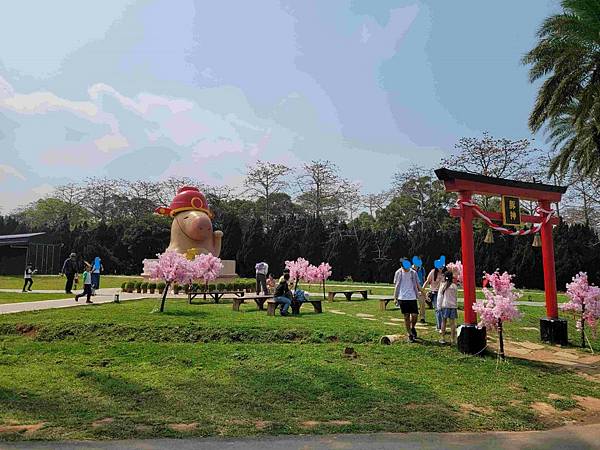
[0,0,559,211]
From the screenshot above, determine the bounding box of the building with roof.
[0,233,62,275]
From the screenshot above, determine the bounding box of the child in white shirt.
[438,271,458,344]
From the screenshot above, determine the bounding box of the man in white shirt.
[255,261,269,295]
[393,258,422,342]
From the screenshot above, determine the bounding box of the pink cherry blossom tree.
[560,272,600,348]
[285,257,310,290]
[150,250,195,312]
[446,261,463,285]
[312,262,332,299]
[472,270,522,359]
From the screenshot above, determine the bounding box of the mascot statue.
[155,186,223,257]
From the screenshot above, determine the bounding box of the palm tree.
[523,0,600,176]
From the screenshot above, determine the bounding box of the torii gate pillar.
[435,169,568,353]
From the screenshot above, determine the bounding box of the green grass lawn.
[0,292,75,305]
[0,297,599,440]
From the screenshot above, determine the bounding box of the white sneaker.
[439,339,446,344]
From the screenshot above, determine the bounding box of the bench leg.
[233,299,242,311]
[328,292,335,302]
[379,301,385,311]
[267,302,276,316]
[344,293,352,301]
[312,301,322,313]
[255,299,265,310]
[361,291,368,300]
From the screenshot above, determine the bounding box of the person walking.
[74,262,94,304]
[413,259,427,324]
[22,263,36,292]
[273,272,293,316]
[438,271,458,345]
[422,265,443,331]
[91,257,104,294]
[255,261,269,295]
[61,253,79,294]
[393,258,422,343]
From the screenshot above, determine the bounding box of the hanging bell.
[532,233,542,248]
[484,228,494,244]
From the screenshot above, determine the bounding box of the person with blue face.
[412,256,427,324]
[91,257,104,294]
[422,258,445,331]
[393,257,422,343]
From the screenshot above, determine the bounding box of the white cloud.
[94,134,129,152]
[0,164,26,181]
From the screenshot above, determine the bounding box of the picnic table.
[188,290,245,304]
[379,298,395,311]
[327,289,368,302]
[232,294,273,311]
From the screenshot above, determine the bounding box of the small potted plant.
[157,282,166,294]
[208,283,216,292]
[224,282,233,291]
[141,281,148,294]
[135,281,142,293]
[126,281,135,293]
[148,282,157,294]
[121,281,127,291]
[173,283,181,295]
[246,281,254,292]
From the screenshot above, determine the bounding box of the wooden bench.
[188,290,245,304]
[266,299,323,316]
[379,298,395,311]
[327,290,368,302]
[232,294,273,311]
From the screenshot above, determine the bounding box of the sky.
[0,0,560,212]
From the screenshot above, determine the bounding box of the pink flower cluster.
[285,257,310,281]
[285,258,332,284]
[192,253,224,284]
[149,250,222,284]
[472,270,522,330]
[560,272,600,332]
[446,260,463,284]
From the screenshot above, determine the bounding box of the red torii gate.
[435,168,568,354]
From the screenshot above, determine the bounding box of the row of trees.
[5,127,600,288]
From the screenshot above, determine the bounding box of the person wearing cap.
[61,252,79,294]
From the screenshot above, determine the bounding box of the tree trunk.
[581,303,586,349]
[159,281,171,312]
[322,280,326,300]
[498,318,505,360]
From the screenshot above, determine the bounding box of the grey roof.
[0,232,46,246]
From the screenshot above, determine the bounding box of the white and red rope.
[456,199,556,236]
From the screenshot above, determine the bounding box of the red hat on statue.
[155,186,213,218]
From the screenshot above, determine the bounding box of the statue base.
[142,258,238,281]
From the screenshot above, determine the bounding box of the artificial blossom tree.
[473,270,522,359]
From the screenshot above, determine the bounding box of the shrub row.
[120,279,256,294]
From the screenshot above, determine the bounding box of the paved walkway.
[1,424,599,449]
[0,288,151,315]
